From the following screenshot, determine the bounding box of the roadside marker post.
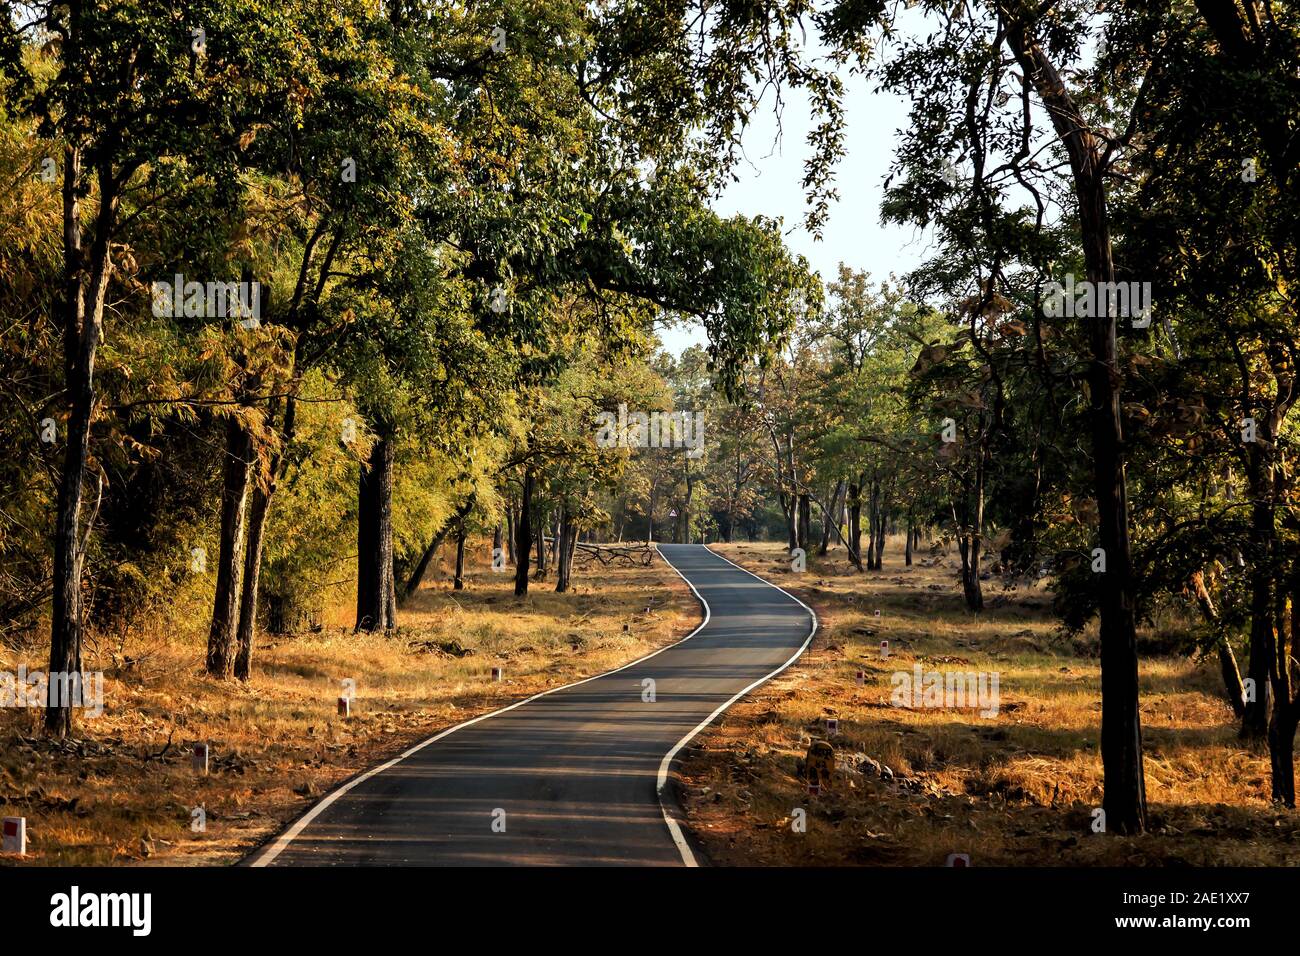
[825,718,839,735]
[337,696,351,717]
[491,667,503,682]
[1,817,26,856]
[856,669,866,686]
[946,853,971,867]
[880,640,890,660]
[807,782,820,797]
[193,742,209,775]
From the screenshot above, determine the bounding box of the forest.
[1,0,1299,867]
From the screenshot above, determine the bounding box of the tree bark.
[872,484,888,571]
[233,483,270,680]
[515,469,534,597]
[819,480,844,556]
[646,484,655,544]
[1242,459,1275,738]
[46,153,117,735]
[453,520,466,591]
[555,507,574,593]
[797,492,811,553]
[234,393,297,681]
[206,418,253,677]
[402,499,473,604]
[534,506,549,579]
[1001,4,1147,832]
[1188,570,1245,717]
[506,505,517,564]
[847,479,863,571]
[356,433,396,631]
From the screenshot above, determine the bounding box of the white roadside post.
[1,817,26,856]
[491,667,503,682]
[337,696,351,717]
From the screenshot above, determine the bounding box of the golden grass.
[0,540,695,866]
[678,539,1300,866]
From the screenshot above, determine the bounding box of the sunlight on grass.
[0,540,696,866]
[679,539,1298,866]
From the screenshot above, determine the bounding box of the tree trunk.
[402,500,472,604]
[905,507,914,567]
[555,507,574,593]
[865,479,880,570]
[515,470,534,597]
[46,155,117,735]
[848,480,863,571]
[453,521,466,591]
[234,393,298,681]
[1268,709,1298,807]
[206,418,253,676]
[819,480,844,556]
[797,493,811,553]
[959,531,984,612]
[1242,477,1275,738]
[534,506,549,579]
[1189,570,1245,717]
[356,433,396,631]
[233,483,270,681]
[872,490,887,571]
[1002,14,1147,832]
[506,506,517,564]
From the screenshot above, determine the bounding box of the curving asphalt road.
[248,544,816,867]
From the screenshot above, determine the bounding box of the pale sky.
[661,55,936,355]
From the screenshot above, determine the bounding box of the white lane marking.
[654,545,818,867]
[249,546,712,867]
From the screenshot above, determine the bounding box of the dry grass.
[679,539,1300,866]
[0,540,696,866]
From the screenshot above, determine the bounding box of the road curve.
[248,544,816,867]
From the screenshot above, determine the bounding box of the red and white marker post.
[1,817,25,856]
[192,742,209,775]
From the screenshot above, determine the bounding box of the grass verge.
[0,540,695,865]
[678,539,1300,866]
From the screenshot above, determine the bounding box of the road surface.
[249,544,816,866]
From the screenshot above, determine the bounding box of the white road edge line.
[654,545,818,868]
[248,544,713,867]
